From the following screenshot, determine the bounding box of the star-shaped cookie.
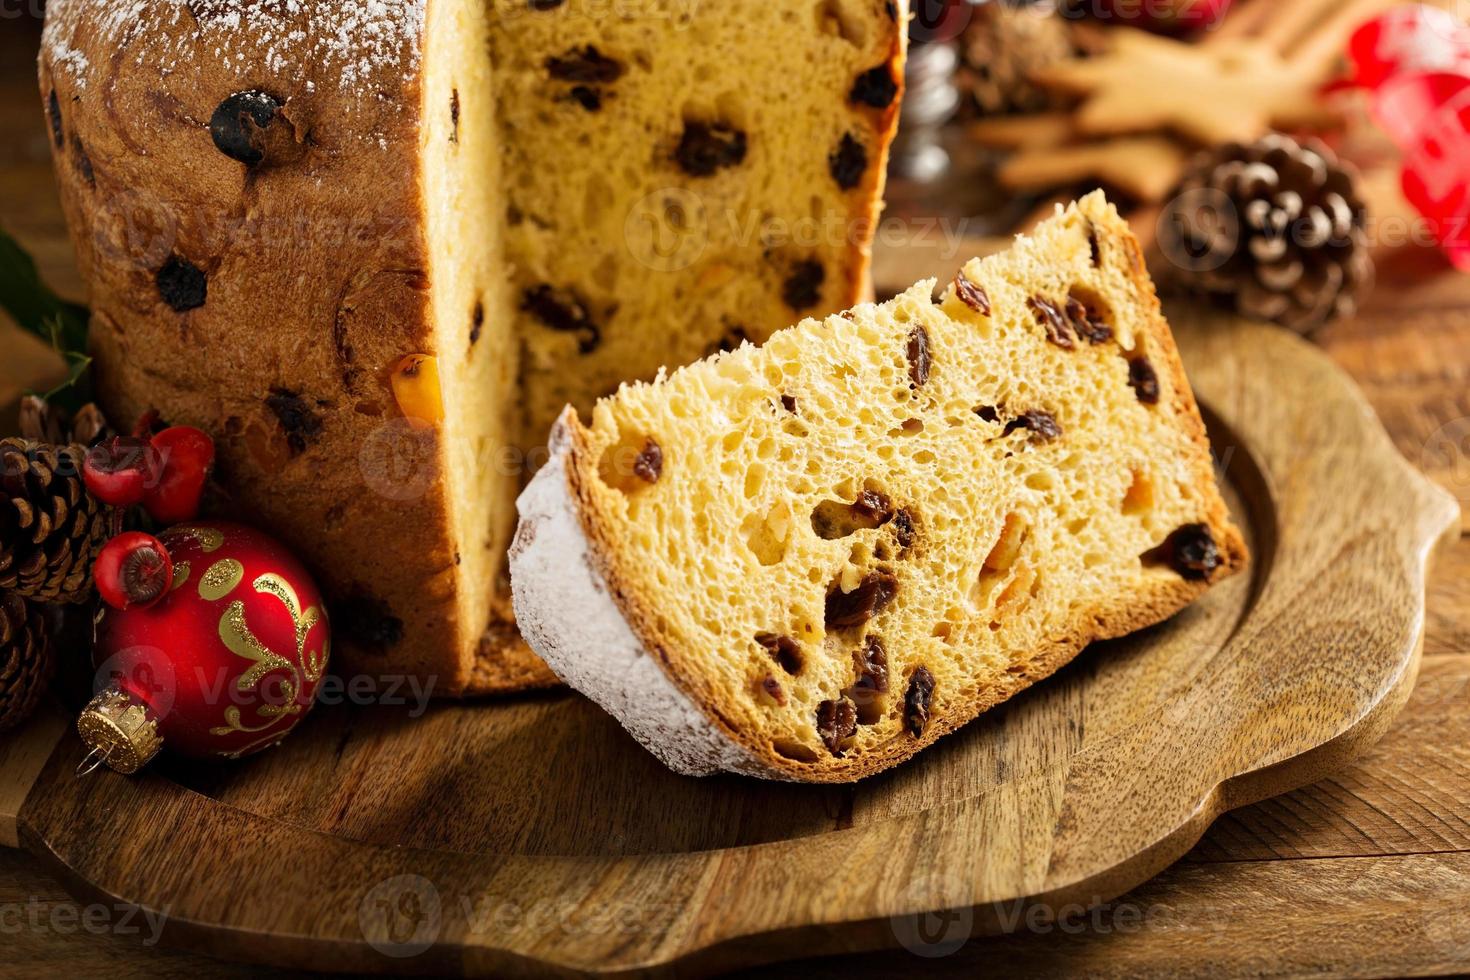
[1031,27,1339,147]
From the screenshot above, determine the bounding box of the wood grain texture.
[0,308,1454,976]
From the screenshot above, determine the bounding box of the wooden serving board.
[0,306,1458,976]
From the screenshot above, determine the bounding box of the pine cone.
[0,591,54,733]
[0,438,113,604]
[19,395,114,448]
[959,0,1074,116]
[1159,134,1373,334]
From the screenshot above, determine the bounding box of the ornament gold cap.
[76,688,163,775]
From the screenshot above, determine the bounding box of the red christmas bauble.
[84,521,330,768]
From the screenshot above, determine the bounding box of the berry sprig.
[82,420,216,523]
[83,414,216,611]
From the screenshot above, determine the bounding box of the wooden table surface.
[4,14,1470,979]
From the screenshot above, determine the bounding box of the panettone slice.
[511,192,1247,782]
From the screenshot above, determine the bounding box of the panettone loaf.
[510,193,1248,781]
[39,0,907,694]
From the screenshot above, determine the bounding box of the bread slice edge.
[511,415,788,779]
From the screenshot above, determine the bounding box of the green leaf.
[1,227,92,411]
[0,226,88,354]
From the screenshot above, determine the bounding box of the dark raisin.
[265,387,324,455]
[709,325,750,355]
[470,300,484,348]
[72,136,95,186]
[816,697,858,756]
[782,259,825,311]
[760,674,787,707]
[756,633,803,675]
[450,89,460,142]
[529,0,565,8]
[547,45,624,84]
[853,635,889,694]
[334,593,405,652]
[906,326,932,387]
[521,284,601,353]
[210,90,284,166]
[1149,523,1222,581]
[852,489,893,525]
[829,133,867,190]
[1029,295,1074,349]
[780,394,798,413]
[46,90,63,148]
[156,255,207,312]
[1129,357,1161,404]
[850,65,898,108]
[1005,409,1062,442]
[568,86,603,111]
[674,121,748,177]
[974,405,1001,423]
[1066,296,1113,344]
[904,667,936,737]
[893,508,917,550]
[632,438,663,483]
[1088,224,1103,266]
[954,273,991,316]
[826,570,899,629]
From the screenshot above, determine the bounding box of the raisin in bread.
[510,192,1248,781]
[39,0,906,694]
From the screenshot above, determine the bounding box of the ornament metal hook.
[75,746,110,778]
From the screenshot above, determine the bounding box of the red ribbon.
[1346,6,1470,268]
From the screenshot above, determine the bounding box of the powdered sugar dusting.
[43,0,426,97]
[510,412,785,781]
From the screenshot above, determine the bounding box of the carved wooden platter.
[0,307,1459,976]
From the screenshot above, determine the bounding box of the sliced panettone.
[511,192,1248,782]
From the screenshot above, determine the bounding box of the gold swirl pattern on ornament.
[208,573,328,742]
[161,524,225,553]
[217,600,298,707]
[171,560,191,592]
[198,558,244,601]
[253,573,329,684]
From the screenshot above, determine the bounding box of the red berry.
[82,437,159,507]
[143,426,216,524]
[95,532,174,610]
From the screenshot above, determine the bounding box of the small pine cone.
[1159,134,1373,335]
[959,0,1074,116]
[19,395,114,448]
[0,438,113,604]
[0,592,54,733]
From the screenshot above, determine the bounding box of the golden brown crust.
[842,3,909,306]
[556,195,1248,783]
[42,1,483,693]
